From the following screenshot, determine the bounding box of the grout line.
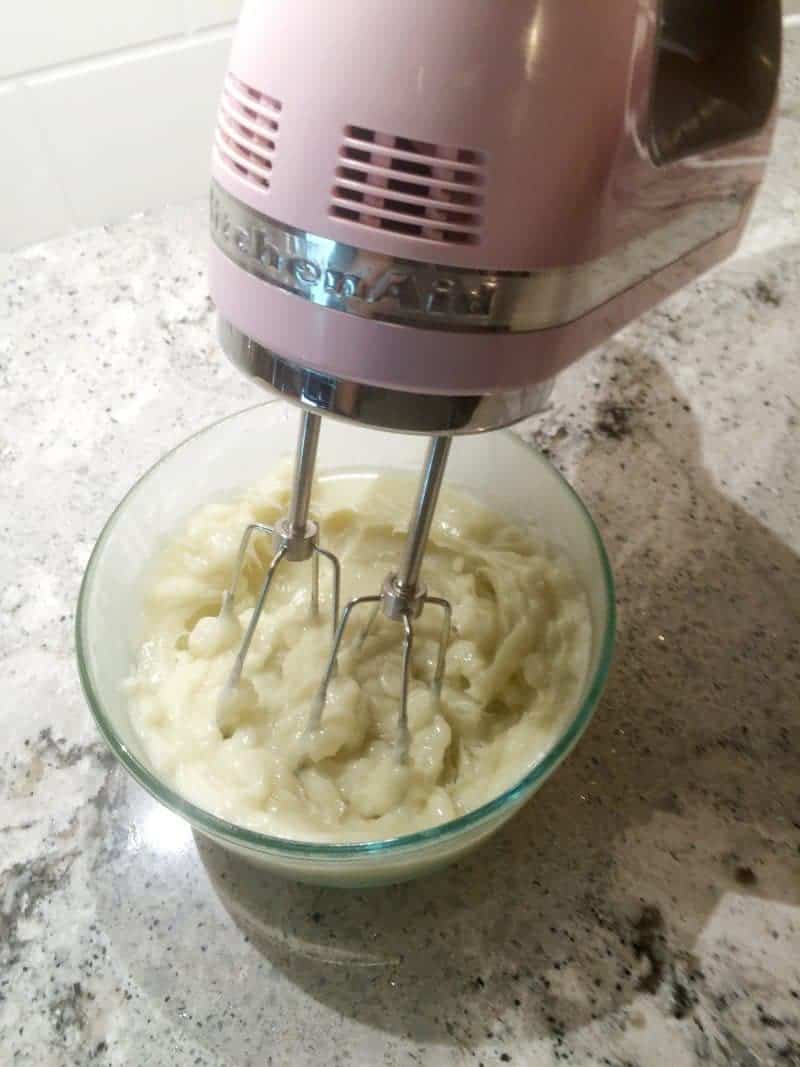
[182,0,240,37]
[0,23,234,90]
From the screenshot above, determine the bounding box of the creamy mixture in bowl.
[126,465,592,843]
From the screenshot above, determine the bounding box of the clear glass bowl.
[76,402,615,887]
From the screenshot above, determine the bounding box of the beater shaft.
[395,436,451,594]
[288,410,320,535]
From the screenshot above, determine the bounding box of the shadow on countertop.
[193,347,800,1058]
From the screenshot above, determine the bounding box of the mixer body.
[208,0,781,433]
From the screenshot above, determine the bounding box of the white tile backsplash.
[26,34,232,230]
[0,84,71,248]
[0,1,186,80]
[0,1,240,250]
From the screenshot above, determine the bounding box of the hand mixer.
[208,0,781,753]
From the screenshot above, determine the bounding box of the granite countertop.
[2,30,799,1067]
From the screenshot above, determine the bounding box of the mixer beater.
[309,436,453,762]
[217,420,454,761]
[216,409,340,729]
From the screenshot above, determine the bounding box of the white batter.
[126,466,592,842]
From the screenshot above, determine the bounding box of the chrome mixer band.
[210,181,746,335]
[217,319,555,436]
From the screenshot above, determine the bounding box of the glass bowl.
[76,402,615,887]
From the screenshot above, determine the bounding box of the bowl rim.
[76,401,616,859]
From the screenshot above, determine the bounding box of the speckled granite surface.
[2,33,800,1067]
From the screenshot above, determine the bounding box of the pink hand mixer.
[208,0,781,754]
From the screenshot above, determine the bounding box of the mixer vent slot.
[332,126,486,245]
[214,74,281,191]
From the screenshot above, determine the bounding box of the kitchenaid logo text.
[211,190,498,321]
